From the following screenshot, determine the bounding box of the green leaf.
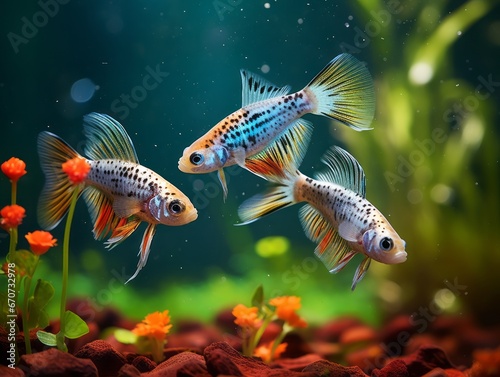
[63,310,89,339]
[27,279,55,329]
[9,250,38,277]
[251,285,264,308]
[37,330,57,346]
[33,279,55,307]
[114,329,138,344]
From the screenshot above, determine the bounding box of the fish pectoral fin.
[126,223,157,283]
[240,70,291,107]
[113,196,142,218]
[104,217,141,249]
[217,169,228,201]
[338,221,360,243]
[351,256,371,291]
[244,118,312,183]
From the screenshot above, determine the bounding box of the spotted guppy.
[178,53,375,198]
[37,113,198,282]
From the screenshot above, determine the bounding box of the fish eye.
[168,199,185,215]
[189,153,204,166]
[379,237,394,251]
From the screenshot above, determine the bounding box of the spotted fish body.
[238,144,407,290]
[189,90,313,164]
[179,53,375,198]
[37,113,198,282]
[85,159,189,225]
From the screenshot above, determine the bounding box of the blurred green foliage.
[337,0,500,322]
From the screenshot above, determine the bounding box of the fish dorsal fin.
[245,118,313,183]
[240,70,291,107]
[298,204,355,273]
[315,146,366,197]
[83,113,139,163]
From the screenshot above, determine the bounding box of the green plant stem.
[249,311,275,355]
[269,323,290,361]
[58,187,80,351]
[11,180,17,205]
[21,257,40,355]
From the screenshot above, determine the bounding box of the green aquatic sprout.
[115,310,172,363]
[232,285,307,363]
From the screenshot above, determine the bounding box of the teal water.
[1,1,499,322]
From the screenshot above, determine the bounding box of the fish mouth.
[178,157,191,173]
[187,209,198,223]
[392,251,407,264]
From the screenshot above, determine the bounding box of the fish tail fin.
[237,184,296,225]
[37,131,84,230]
[305,53,375,131]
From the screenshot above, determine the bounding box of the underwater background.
[1,0,499,328]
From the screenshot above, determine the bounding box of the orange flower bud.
[269,296,307,328]
[62,157,90,185]
[1,157,27,182]
[1,204,26,230]
[132,310,172,341]
[25,230,57,255]
[232,304,261,329]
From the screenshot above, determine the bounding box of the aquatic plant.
[0,157,57,356]
[336,0,500,320]
[232,285,307,363]
[115,310,172,363]
[36,156,90,351]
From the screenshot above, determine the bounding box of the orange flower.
[232,304,261,329]
[132,310,172,341]
[254,341,287,363]
[1,204,26,230]
[269,296,307,328]
[1,157,27,182]
[25,231,57,255]
[62,157,90,185]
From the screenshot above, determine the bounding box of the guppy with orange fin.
[178,53,375,199]
[37,113,198,282]
[237,140,407,290]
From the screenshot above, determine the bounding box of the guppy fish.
[178,53,375,198]
[38,113,198,282]
[237,142,407,290]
